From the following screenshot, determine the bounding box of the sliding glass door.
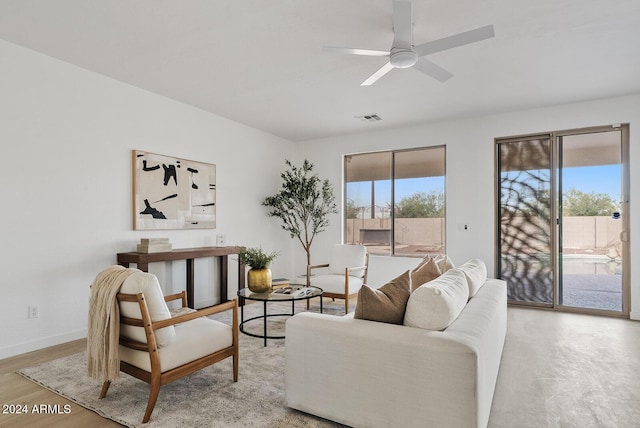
[496,125,629,316]
[558,129,626,312]
[496,135,554,306]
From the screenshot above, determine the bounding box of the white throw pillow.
[403,268,469,331]
[119,272,175,346]
[457,259,487,298]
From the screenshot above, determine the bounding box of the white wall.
[0,40,297,359]
[298,94,640,320]
[2,39,638,360]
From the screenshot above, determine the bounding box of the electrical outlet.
[216,234,226,246]
[28,306,39,319]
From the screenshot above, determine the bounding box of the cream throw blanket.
[87,265,138,382]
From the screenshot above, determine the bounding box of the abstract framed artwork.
[132,150,216,230]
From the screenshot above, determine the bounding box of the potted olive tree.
[263,159,337,284]
[238,247,279,293]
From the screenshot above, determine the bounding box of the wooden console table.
[117,246,245,308]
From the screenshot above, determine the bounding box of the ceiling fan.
[323,0,495,86]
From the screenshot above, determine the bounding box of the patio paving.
[562,273,622,312]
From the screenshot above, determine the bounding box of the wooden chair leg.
[233,349,239,382]
[232,302,239,382]
[98,381,111,399]
[344,295,349,314]
[142,378,161,423]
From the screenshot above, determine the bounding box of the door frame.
[495,124,630,318]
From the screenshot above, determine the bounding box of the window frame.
[343,145,446,257]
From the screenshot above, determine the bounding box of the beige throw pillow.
[413,255,431,269]
[410,257,441,292]
[354,270,411,325]
[433,254,455,273]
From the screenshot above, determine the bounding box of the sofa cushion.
[410,257,441,292]
[354,270,411,325]
[457,259,487,297]
[119,272,175,346]
[403,268,469,330]
[119,317,232,372]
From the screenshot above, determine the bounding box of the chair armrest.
[152,299,238,329]
[308,263,329,271]
[346,265,367,273]
[164,291,188,307]
[307,263,330,277]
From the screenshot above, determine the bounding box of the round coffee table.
[237,285,323,346]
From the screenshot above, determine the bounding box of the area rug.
[18,300,346,428]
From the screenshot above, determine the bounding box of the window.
[344,146,446,256]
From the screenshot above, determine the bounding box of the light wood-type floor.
[2,307,640,427]
[0,339,121,427]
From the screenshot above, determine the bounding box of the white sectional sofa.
[285,260,507,428]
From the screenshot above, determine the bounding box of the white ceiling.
[1,0,639,142]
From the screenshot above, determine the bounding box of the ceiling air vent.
[357,114,382,123]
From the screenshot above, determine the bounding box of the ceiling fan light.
[390,50,418,68]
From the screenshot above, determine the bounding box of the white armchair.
[96,271,238,423]
[307,244,369,314]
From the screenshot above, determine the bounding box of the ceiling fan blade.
[361,62,394,86]
[393,0,413,48]
[323,46,390,57]
[415,25,495,57]
[413,57,454,82]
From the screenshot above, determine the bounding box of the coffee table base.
[238,296,323,346]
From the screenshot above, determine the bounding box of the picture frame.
[132,150,216,230]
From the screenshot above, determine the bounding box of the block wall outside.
[346,216,620,254]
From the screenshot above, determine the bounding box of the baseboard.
[630,310,639,321]
[0,328,87,360]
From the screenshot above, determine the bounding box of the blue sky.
[562,165,621,201]
[347,164,621,210]
[347,176,444,209]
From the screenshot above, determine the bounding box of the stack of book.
[136,238,172,253]
[271,278,290,288]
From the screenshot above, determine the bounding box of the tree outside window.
[344,147,445,256]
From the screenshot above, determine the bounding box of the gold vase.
[247,268,272,293]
